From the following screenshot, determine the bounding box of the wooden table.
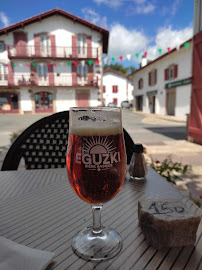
[0,167,201,270]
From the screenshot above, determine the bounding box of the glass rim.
[70,107,121,111]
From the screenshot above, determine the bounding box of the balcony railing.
[7,45,99,59]
[1,74,98,88]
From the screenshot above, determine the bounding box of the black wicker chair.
[1,111,134,171]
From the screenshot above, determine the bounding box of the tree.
[103,64,136,75]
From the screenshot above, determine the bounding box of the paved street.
[0,110,201,206]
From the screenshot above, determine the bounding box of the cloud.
[146,25,193,61]
[0,12,9,27]
[81,8,108,29]
[93,0,122,8]
[108,24,149,59]
[161,0,182,16]
[135,3,155,14]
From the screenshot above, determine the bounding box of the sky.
[0,0,194,68]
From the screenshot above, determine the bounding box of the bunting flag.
[111,57,115,62]
[167,47,171,53]
[74,61,78,67]
[158,49,162,54]
[32,63,37,67]
[184,42,189,48]
[47,63,51,67]
[81,60,85,66]
[144,51,147,57]
[53,63,56,67]
[26,63,30,67]
[119,56,123,61]
[88,60,92,66]
[103,57,108,64]
[67,62,71,66]
[96,59,99,64]
[135,53,139,58]
[126,54,131,60]
[11,63,16,67]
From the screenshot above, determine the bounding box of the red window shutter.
[48,64,54,86]
[34,34,40,57]
[50,35,56,57]
[174,65,178,78]
[155,69,157,84]
[103,86,106,93]
[30,64,37,85]
[72,35,77,58]
[88,63,94,85]
[164,68,168,80]
[14,32,27,56]
[87,36,92,58]
[72,63,77,85]
[8,63,14,85]
[148,72,151,86]
[113,98,117,104]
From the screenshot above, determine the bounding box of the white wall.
[103,72,133,106]
[20,89,32,112]
[132,43,193,119]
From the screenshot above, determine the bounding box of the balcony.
[7,45,99,59]
[0,74,98,88]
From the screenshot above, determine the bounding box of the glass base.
[72,227,122,261]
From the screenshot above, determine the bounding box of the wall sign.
[165,77,192,89]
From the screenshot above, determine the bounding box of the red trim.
[113,98,118,104]
[112,85,118,93]
[34,34,40,57]
[14,32,27,56]
[103,86,106,93]
[50,34,56,57]
[8,63,14,85]
[72,35,77,58]
[48,64,54,86]
[0,8,109,53]
[164,68,168,80]
[30,64,37,85]
[174,64,178,78]
[71,62,77,85]
[87,36,92,58]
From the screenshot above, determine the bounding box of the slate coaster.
[138,199,201,249]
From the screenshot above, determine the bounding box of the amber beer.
[66,128,126,204]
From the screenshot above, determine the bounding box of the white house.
[131,39,193,119]
[103,69,133,106]
[0,8,109,114]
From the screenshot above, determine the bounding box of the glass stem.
[92,205,103,236]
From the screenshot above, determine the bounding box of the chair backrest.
[1,111,134,171]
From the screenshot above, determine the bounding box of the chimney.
[193,0,202,35]
[141,56,147,67]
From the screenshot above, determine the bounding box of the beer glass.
[66,107,126,261]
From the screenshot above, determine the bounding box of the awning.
[146,90,158,96]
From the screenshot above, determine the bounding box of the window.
[40,35,51,56]
[103,86,106,93]
[112,85,118,93]
[77,35,87,57]
[165,65,178,80]
[138,78,143,89]
[113,98,118,105]
[0,63,7,81]
[37,63,48,76]
[148,69,157,86]
[0,42,5,52]
[77,63,88,77]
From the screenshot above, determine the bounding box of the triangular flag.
[184,42,189,48]
[135,53,139,58]
[111,57,115,62]
[74,61,78,67]
[158,49,162,54]
[126,54,131,60]
[53,63,56,67]
[103,57,108,64]
[144,51,147,57]
[26,63,30,67]
[96,59,99,64]
[11,63,16,67]
[67,62,71,66]
[88,60,92,66]
[119,56,123,61]
[167,47,171,53]
[47,63,51,67]
[81,60,85,66]
[32,63,36,67]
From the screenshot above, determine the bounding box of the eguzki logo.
[75,136,120,171]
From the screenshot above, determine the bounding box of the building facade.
[0,8,109,114]
[131,40,192,119]
[103,69,133,106]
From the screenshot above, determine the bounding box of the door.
[136,96,143,111]
[35,92,53,113]
[167,90,176,115]
[188,31,202,143]
[77,92,89,107]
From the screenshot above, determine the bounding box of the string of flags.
[103,41,190,64]
[7,59,99,68]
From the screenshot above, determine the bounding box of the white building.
[103,69,133,106]
[131,39,193,119]
[0,8,109,114]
